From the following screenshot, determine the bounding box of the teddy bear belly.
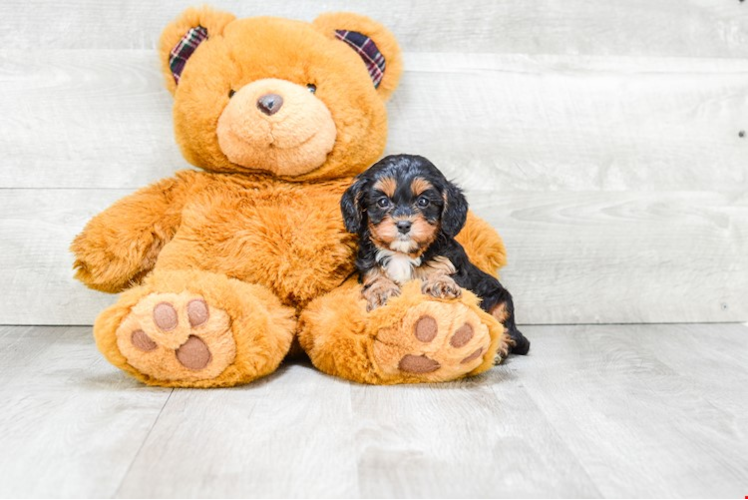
[154,188,357,308]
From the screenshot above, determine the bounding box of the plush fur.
[71,6,513,387]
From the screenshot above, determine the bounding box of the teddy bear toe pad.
[373,301,491,382]
[116,292,236,382]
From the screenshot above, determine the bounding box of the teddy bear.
[70,6,512,387]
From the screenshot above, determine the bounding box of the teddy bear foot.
[115,291,236,383]
[372,300,500,383]
[94,270,296,387]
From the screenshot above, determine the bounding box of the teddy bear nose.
[257,93,284,115]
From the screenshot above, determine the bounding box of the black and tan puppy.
[341,154,530,355]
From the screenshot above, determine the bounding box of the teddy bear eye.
[228,89,236,98]
[306,84,317,94]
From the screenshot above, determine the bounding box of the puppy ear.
[159,6,236,94]
[341,176,368,233]
[442,182,468,237]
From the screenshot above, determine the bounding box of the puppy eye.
[306,84,317,94]
[417,196,430,208]
[228,89,236,98]
[376,197,390,209]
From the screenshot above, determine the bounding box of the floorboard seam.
[505,380,607,498]
[111,388,174,498]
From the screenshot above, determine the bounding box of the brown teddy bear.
[70,6,512,387]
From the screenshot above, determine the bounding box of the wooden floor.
[0,324,746,498]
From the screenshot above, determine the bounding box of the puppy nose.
[396,221,412,234]
[257,93,283,115]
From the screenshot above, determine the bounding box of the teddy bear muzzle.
[216,78,337,177]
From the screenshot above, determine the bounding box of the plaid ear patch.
[335,30,386,89]
[169,25,208,85]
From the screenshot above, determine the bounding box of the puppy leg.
[420,272,462,300]
[488,288,530,355]
[361,268,401,311]
[415,255,461,300]
[449,249,531,356]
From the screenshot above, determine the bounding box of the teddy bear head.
[159,6,403,182]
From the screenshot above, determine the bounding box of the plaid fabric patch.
[169,26,208,85]
[335,30,386,88]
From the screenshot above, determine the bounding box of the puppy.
[341,154,530,355]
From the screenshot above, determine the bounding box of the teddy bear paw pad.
[115,292,236,382]
[373,301,491,382]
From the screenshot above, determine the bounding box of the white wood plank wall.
[1,1,746,325]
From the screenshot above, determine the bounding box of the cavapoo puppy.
[341,154,530,355]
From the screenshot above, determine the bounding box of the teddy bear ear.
[159,6,236,94]
[313,13,403,101]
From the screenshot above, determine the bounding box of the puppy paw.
[490,302,531,356]
[494,336,512,365]
[363,280,402,311]
[421,274,462,300]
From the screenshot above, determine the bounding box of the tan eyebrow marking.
[373,177,397,197]
[411,177,434,196]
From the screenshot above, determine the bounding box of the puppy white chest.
[377,249,422,285]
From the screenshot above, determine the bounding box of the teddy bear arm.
[71,175,192,293]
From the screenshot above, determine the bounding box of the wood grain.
[0,189,121,325]
[350,376,600,498]
[2,51,746,191]
[1,0,746,58]
[0,326,172,498]
[519,324,748,498]
[0,50,185,190]
[471,190,748,324]
[394,54,748,194]
[1,324,747,497]
[114,364,360,498]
